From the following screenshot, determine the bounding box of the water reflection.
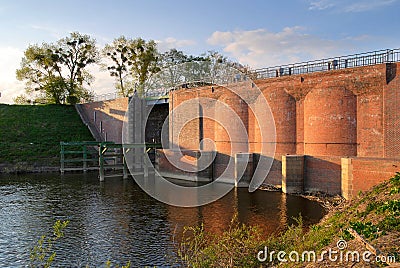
[0,173,325,266]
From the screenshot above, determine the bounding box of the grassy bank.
[177,173,400,267]
[0,104,93,170]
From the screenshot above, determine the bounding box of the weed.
[377,215,400,231]
[359,201,382,217]
[349,221,383,240]
[377,200,400,215]
[390,172,400,187]
[30,220,69,268]
[177,214,265,267]
[390,187,400,195]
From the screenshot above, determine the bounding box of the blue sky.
[1,0,400,103]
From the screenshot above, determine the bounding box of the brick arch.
[214,91,249,154]
[304,87,357,156]
[259,87,297,154]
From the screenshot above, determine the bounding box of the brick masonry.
[342,157,400,199]
[79,63,399,198]
[169,63,399,196]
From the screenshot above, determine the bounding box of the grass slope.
[177,173,400,267]
[0,104,94,166]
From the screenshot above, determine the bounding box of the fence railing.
[92,92,123,102]
[252,48,400,79]
[60,141,161,179]
[60,141,105,173]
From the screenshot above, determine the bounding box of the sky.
[1,0,399,103]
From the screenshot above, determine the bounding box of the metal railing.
[92,92,124,102]
[252,48,400,79]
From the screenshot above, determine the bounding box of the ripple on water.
[0,173,326,266]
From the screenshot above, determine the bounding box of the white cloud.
[207,27,358,69]
[344,0,397,12]
[0,47,25,104]
[156,37,196,53]
[308,0,398,12]
[309,0,335,10]
[86,63,115,96]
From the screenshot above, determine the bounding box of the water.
[0,173,326,267]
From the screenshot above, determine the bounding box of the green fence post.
[123,147,128,179]
[83,144,87,172]
[60,142,65,174]
[144,145,148,178]
[99,143,105,181]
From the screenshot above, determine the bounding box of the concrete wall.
[79,98,169,145]
[78,97,129,143]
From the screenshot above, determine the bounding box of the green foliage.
[105,260,131,268]
[13,94,32,104]
[342,229,354,241]
[177,214,265,267]
[390,172,400,187]
[102,36,159,97]
[358,201,382,217]
[30,221,132,267]
[349,221,383,240]
[390,187,400,195]
[176,215,314,267]
[30,220,69,268]
[377,215,400,231]
[102,36,132,97]
[389,172,400,195]
[146,49,246,95]
[16,32,98,104]
[377,200,400,215]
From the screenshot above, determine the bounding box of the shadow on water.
[0,173,326,267]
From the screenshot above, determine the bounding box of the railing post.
[60,142,65,174]
[83,144,87,172]
[99,143,105,181]
[144,145,148,178]
[123,147,128,179]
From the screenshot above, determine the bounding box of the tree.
[102,36,133,97]
[16,43,61,103]
[16,32,98,104]
[159,48,189,67]
[13,94,32,105]
[145,49,234,92]
[103,37,160,96]
[53,32,98,104]
[146,48,190,90]
[129,38,160,95]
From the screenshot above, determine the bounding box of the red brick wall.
[342,157,400,199]
[296,100,305,154]
[169,89,207,150]
[357,91,384,157]
[384,63,400,158]
[304,87,357,156]
[168,64,399,192]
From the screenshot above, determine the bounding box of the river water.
[0,173,325,267]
